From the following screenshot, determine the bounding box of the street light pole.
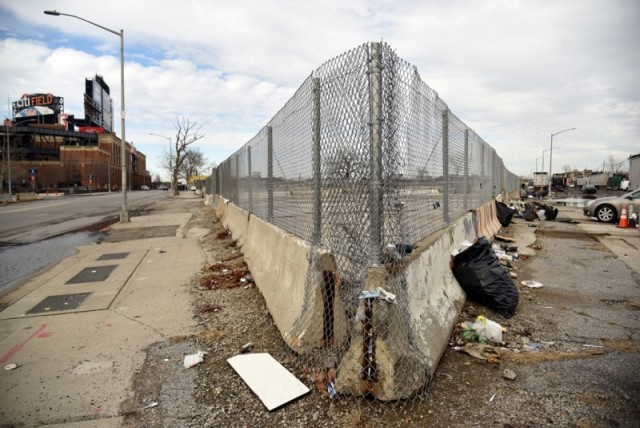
[550,127,576,193]
[4,124,10,199]
[44,9,129,222]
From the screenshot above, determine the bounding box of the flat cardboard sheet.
[227,352,310,411]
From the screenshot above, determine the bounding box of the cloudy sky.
[1,0,638,181]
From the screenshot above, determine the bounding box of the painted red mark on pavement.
[37,332,53,339]
[0,324,49,364]
[94,406,103,415]
[105,323,113,328]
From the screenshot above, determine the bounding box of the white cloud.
[1,0,638,180]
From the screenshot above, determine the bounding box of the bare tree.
[324,147,367,179]
[179,147,211,184]
[165,118,208,196]
[562,164,572,173]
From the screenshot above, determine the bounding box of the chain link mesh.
[207,42,519,408]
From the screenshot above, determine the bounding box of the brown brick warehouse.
[2,77,150,195]
[2,123,150,193]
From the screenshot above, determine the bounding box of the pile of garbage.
[521,201,559,221]
[451,237,520,318]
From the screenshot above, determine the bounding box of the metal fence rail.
[206,42,518,404]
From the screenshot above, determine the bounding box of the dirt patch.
[122,207,640,427]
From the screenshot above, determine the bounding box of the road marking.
[0,323,49,364]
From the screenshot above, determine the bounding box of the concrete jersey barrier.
[210,194,508,400]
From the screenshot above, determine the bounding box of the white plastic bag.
[184,350,207,368]
[472,315,503,343]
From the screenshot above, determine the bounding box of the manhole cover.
[97,252,129,260]
[27,292,91,314]
[67,265,117,284]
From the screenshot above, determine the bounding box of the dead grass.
[503,348,606,364]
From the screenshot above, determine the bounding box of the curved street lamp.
[549,127,576,192]
[44,10,129,222]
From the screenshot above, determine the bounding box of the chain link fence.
[206,42,518,405]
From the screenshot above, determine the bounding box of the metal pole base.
[119,210,130,223]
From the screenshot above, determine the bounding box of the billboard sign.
[84,75,113,132]
[13,93,64,117]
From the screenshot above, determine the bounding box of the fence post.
[312,77,322,246]
[267,126,274,222]
[248,146,253,212]
[481,143,486,199]
[369,42,383,265]
[442,109,450,224]
[215,166,220,195]
[235,154,240,204]
[464,129,469,211]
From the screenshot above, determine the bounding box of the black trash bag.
[452,237,519,318]
[545,206,559,220]
[531,201,559,220]
[523,203,538,221]
[495,200,515,227]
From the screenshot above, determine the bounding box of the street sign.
[28,168,37,175]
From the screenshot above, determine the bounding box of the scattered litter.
[141,401,158,409]
[227,352,310,411]
[472,315,504,343]
[358,287,397,303]
[489,394,497,402]
[521,280,543,289]
[523,341,543,351]
[240,342,255,353]
[503,369,517,380]
[582,344,604,348]
[183,350,207,368]
[487,355,500,365]
[459,342,501,362]
[327,380,337,399]
[4,363,20,371]
[494,235,515,243]
[159,250,166,253]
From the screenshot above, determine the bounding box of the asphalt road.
[0,190,169,245]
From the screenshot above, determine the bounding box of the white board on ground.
[227,352,310,411]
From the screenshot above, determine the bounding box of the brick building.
[2,82,150,193]
[1,122,149,193]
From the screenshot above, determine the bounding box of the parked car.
[140,185,150,190]
[158,184,168,191]
[583,188,640,223]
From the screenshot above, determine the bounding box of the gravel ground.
[121,204,640,427]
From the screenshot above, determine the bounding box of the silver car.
[583,188,640,222]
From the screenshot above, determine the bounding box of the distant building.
[2,78,150,193]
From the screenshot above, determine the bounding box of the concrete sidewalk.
[0,194,208,427]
